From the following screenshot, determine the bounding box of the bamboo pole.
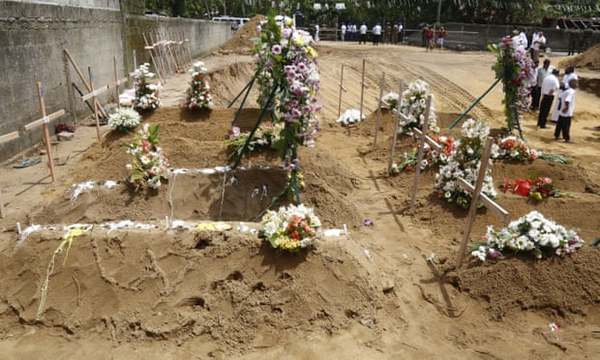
[456,138,494,267]
[387,80,405,175]
[359,59,366,121]
[142,32,164,84]
[87,67,102,142]
[374,72,385,145]
[410,95,433,210]
[36,82,56,182]
[337,64,345,118]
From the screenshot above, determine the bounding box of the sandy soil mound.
[455,247,600,319]
[37,107,362,228]
[208,61,258,107]
[219,15,265,54]
[578,76,600,98]
[560,44,600,71]
[0,229,392,356]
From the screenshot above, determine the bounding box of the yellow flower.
[293,37,305,47]
[306,46,318,59]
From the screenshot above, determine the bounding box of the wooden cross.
[87,67,102,141]
[63,49,109,119]
[359,59,366,121]
[337,64,345,118]
[410,95,434,210]
[34,82,60,182]
[387,80,405,175]
[143,32,165,84]
[373,72,386,146]
[455,137,510,267]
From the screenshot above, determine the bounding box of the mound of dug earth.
[560,44,600,70]
[0,229,389,356]
[219,15,265,54]
[455,247,600,319]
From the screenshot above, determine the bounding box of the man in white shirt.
[533,59,552,110]
[519,30,529,49]
[373,23,382,45]
[398,23,404,43]
[531,31,546,62]
[538,69,560,128]
[563,66,578,89]
[359,23,368,45]
[341,24,346,42]
[554,79,577,142]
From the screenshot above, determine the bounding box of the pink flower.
[272,44,282,55]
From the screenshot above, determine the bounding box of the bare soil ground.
[1,42,600,359]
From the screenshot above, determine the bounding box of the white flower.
[337,109,364,126]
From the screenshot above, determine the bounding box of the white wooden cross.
[410,95,434,210]
[387,80,405,175]
[455,137,510,267]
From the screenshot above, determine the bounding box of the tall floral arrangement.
[435,119,497,208]
[490,37,534,133]
[133,63,161,111]
[248,15,321,203]
[398,79,439,135]
[126,123,170,190]
[185,61,214,110]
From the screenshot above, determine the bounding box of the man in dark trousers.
[554,79,578,142]
[538,69,560,128]
[532,59,551,110]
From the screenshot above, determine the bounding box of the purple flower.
[363,219,374,226]
[282,28,292,39]
[272,44,282,55]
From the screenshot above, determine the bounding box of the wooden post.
[133,49,137,69]
[374,72,386,145]
[143,33,164,84]
[410,95,433,210]
[87,67,102,142]
[36,82,56,182]
[337,64,345,118]
[113,56,120,108]
[63,49,109,119]
[359,59,366,121]
[456,137,494,267]
[387,81,405,175]
[0,188,5,219]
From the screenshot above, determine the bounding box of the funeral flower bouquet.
[502,176,561,201]
[381,92,400,110]
[125,123,170,190]
[226,122,284,158]
[398,79,439,135]
[435,119,497,209]
[260,204,321,252]
[108,107,141,132]
[133,63,161,111]
[337,108,364,126]
[471,211,584,261]
[185,61,214,110]
[493,135,538,162]
[391,135,456,175]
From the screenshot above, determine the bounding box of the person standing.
[554,79,578,142]
[529,60,539,111]
[359,23,368,44]
[538,69,560,129]
[341,23,347,42]
[531,31,546,63]
[398,23,404,43]
[425,26,434,51]
[533,59,552,111]
[551,66,578,124]
[519,29,529,49]
[437,26,448,50]
[373,23,382,46]
[314,24,320,42]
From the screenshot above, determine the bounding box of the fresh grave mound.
[560,44,600,71]
[33,168,289,224]
[207,61,257,107]
[578,76,600,98]
[55,107,362,228]
[0,229,389,356]
[218,15,265,54]
[454,247,600,319]
[387,159,600,242]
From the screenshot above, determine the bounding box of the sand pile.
[455,247,600,319]
[218,15,265,54]
[0,229,392,356]
[36,106,362,228]
[560,44,600,70]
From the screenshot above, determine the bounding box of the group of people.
[531,60,578,143]
[511,29,547,62]
[422,25,448,51]
[340,22,405,45]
